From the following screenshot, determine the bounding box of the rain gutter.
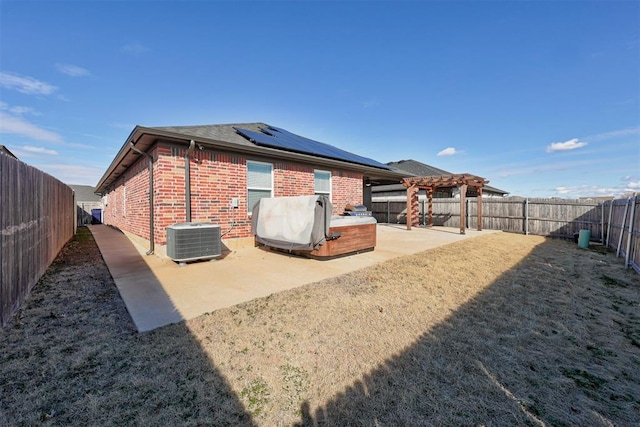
[185,140,195,222]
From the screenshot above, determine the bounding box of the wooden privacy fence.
[603,195,639,273]
[372,197,602,238]
[372,195,639,273]
[1,154,75,326]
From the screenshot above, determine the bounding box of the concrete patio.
[89,224,498,332]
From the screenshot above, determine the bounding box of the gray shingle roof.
[387,159,451,177]
[69,185,102,202]
[152,122,265,148]
[154,122,390,169]
[377,159,509,195]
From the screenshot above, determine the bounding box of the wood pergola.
[401,174,489,234]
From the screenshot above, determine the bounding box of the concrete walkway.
[89,224,498,332]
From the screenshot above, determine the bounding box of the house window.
[247,161,273,212]
[314,170,331,198]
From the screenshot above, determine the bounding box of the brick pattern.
[274,162,315,198]
[331,170,363,214]
[103,143,364,245]
[102,147,154,238]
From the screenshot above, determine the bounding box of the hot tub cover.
[251,195,332,251]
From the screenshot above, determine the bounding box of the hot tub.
[299,215,377,259]
[251,195,377,259]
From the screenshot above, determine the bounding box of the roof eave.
[95,125,157,193]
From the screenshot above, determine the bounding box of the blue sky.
[1,0,638,198]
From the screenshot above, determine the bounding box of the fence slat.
[616,198,630,258]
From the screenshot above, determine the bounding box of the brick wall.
[274,161,315,198]
[272,162,363,214]
[103,143,364,245]
[331,170,363,214]
[102,146,154,240]
[153,147,250,243]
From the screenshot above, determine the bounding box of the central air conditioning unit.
[166,223,222,264]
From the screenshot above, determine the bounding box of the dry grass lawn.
[1,227,638,426]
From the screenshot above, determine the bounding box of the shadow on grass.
[0,227,254,426]
[298,239,640,426]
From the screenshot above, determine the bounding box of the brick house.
[95,123,404,250]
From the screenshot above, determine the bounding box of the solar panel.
[234,125,390,170]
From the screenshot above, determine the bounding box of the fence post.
[387,200,390,224]
[73,192,78,233]
[524,198,529,235]
[600,202,604,243]
[465,198,470,230]
[616,198,630,258]
[606,200,614,247]
[624,194,637,268]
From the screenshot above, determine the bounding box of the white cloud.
[121,41,149,56]
[553,184,631,198]
[587,127,640,141]
[55,63,91,77]
[38,164,104,186]
[627,181,640,189]
[0,72,57,95]
[0,102,39,115]
[23,145,58,155]
[0,111,62,142]
[0,101,40,116]
[10,106,40,115]
[437,147,457,156]
[546,138,588,153]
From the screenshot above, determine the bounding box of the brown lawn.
[1,227,638,426]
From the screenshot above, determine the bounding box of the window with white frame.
[314,169,331,198]
[247,161,273,212]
